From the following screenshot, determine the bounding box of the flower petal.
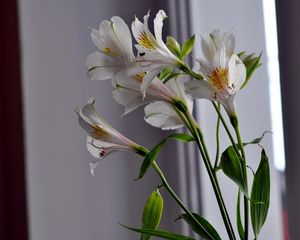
[140,66,165,96]
[165,75,193,112]
[144,101,184,130]
[111,16,134,61]
[228,54,246,90]
[86,52,122,80]
[201,33,216,61]
[185,80,216,101]
[211,29,235,56]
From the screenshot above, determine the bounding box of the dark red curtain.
[0,0,28,239]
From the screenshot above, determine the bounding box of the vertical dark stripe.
[276,0,300,239]
[0,0,28,239]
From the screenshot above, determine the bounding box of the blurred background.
[1,0,299,239]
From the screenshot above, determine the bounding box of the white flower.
[131,10,183,95]
[185,30,246,116]
[76,98,141,175]
[112,72,179,115]
[144,75,193,130]
[86,16,135,80]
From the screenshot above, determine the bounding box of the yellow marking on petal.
[138,32,156,49]
[208,67,229,91]
[134,72,146,83]
[90,125,109,140]
[102,47,119,56]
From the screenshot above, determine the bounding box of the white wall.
[18,1,179,240]
[189,0,283,239]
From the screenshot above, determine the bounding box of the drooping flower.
[86,16,135,80]
[131,10,184,95]
[75,98,142,175]
[185,30,246,117]
[112,71,193,130]
[144,75,193,130]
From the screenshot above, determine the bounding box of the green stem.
[212,102,242,160]
[231,117,249,240]
[214,103,221,170]
[177,104,236,240]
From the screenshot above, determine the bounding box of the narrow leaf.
[180,213,221,240]
[122,225,196,240]
[220,146,248,196]
[137,133,194,179]
[236,190,245,240]
[180,35,195,59]
[141,189,164,240]
[243,131,271,146]
[251,149,270,238]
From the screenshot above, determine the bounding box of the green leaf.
[243,131,271,146]
[241,52,262,89]
[166,36,181,58]
[122,225,196,240]
[220,146,248,196]
[137,133,194,180]
[251,149,270,238]
[159,67,173,81]
[180,213,221,240]
[141,189,164,240]
[236,190,245,240]
[180,35,195,59]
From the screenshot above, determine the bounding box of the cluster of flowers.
[75,10,266,240]
[76,9,255,171]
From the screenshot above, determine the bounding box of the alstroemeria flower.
[112,72,180,115]
[76,98,141,175]
[185,30,246,116]
[86,16,135,80]
[131,10,183,95]
[144,75,193,130]
[112,72,193,130]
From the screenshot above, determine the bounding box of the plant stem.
[231,117,249,240]
[177,104,236,240]
[212,102,242,160]
[214,103,221,170]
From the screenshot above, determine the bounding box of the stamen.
[208,67,229,91]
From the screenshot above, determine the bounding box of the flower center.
[208,67,229,91]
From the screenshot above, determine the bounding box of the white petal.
[165,75,193,112]
[99,20,121,54]
[201,33,216,61]
[112,87,143,115]
[131,16,145,44]
[144,101,183,130]
[221,95,237,117]
[91,29,105,51]
[185,80,216,101]
[228,54,246,90]
[113,71,140,90]
[85,52,122,80]
[211,29,235,56]
[111,16,134,61]
[140,66,164,96]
